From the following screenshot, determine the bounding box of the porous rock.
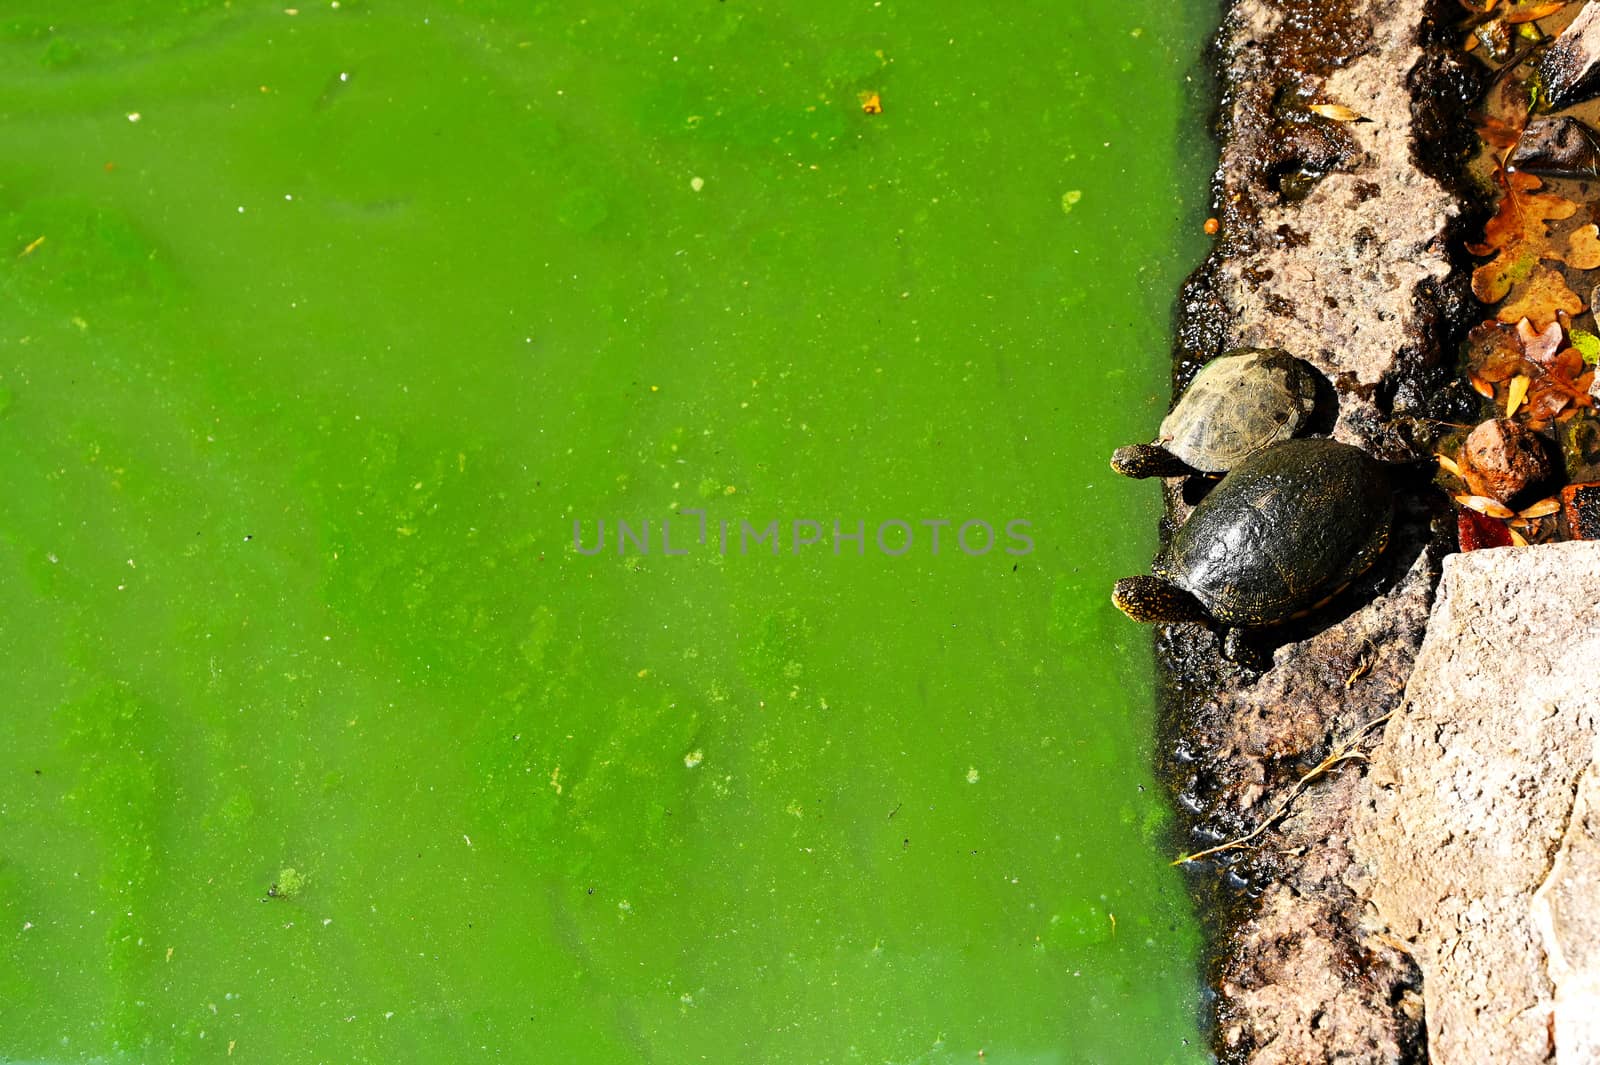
[1354,541,1600,1064]
[1203,0,1459,455]
[1166,530,1438,1065]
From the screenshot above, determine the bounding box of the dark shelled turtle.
[1111,348,1320,479]
[1112,437,1392,630]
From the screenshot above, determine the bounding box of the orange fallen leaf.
[1477,113,1526,151]
[860,92,883,115]
[1559,224,1600,270]
[1519,497,1560,518]
[1523,347,1596,421]
[1496,262,1584,327]
[1469,172,1578,305]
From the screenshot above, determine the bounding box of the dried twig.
[1345,638,1377,688]
[1172,708,1400,866]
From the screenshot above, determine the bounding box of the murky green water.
[0,3,1213,1062]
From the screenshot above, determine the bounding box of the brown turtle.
[1111,348,1320,478]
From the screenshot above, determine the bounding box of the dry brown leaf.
[1560,224,1600,270]
[1309,103,1363,122]
[1468,320,1528,381]
[1496,262,1584,327]
[1462,315,1598,422]
[1469,172,1579,305]
[1515,317,1564,365]
[1524,347,1597,420]
[1477,115,1526,152]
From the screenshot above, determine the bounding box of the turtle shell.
[1156,438,1392,627]
[1157,348,1319,473]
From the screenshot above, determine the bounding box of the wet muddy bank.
[1150,1,1486,1061]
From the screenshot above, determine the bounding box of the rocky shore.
[1136,0,1600,1051]
[1155,1,1473,1061]
[1155,0,1600,1058]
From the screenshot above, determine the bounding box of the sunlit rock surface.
[1356,541,1600,1064]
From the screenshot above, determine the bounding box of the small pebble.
[1458,418,1550,505]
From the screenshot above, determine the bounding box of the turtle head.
[1112,576,1210,624]
[1110,444,1196,480]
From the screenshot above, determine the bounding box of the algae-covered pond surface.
[0,3,1213,1061]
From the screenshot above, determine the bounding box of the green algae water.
[0,3,1215,1062]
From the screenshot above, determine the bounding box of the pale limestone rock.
[1532,753,1600,1063]
[1354,541,1600,1064]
